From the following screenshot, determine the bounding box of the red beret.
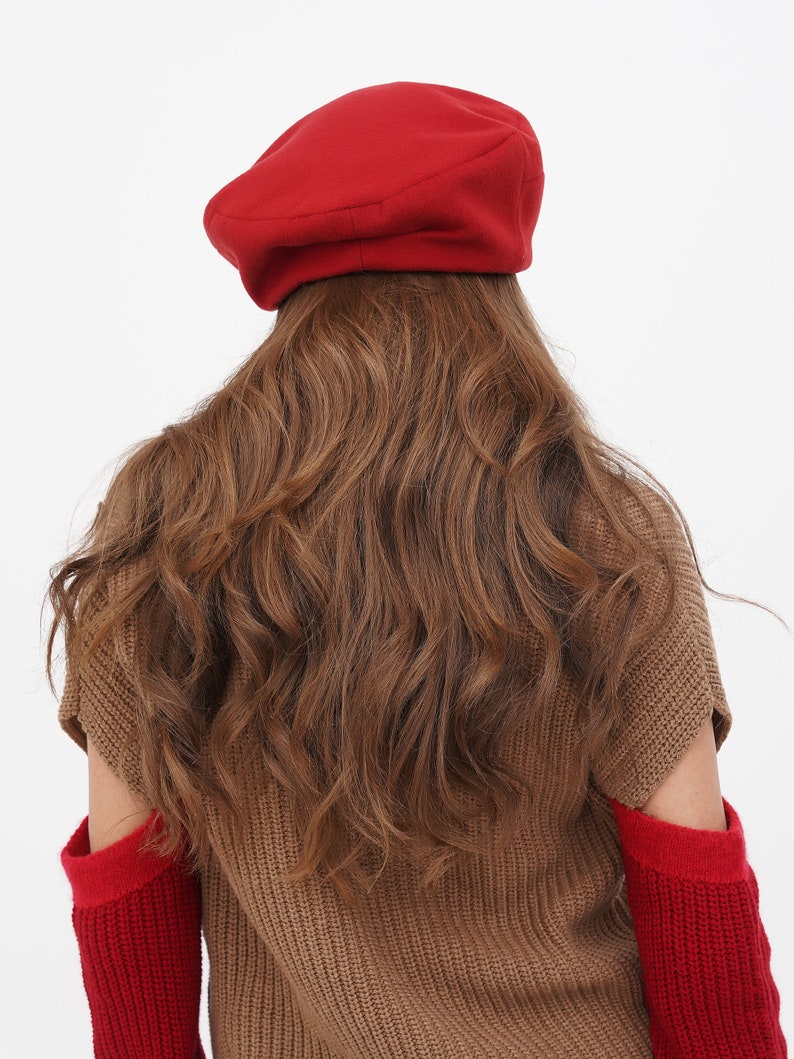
[203,82,544,311]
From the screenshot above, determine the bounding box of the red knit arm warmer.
[61,811,206,1059]
[609,795,787,1059]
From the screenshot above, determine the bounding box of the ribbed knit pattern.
[61,811,206,1058]
[56,478,785,1057]
[610,796,787,1058]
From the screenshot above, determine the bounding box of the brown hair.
[43,272,772,906]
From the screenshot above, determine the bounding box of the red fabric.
[61,811,206,1059]
[203,81,544,310]
[609,796,787,1058]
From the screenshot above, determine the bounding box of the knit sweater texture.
[60,798,787,1057]
[58,478,736,1058]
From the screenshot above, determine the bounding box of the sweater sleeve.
[584,480,733,809]
[61,809,206,1059]
[57,566,148,802]
[609,795,787,1058]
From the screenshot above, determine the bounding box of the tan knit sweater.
[58,479,732,1058]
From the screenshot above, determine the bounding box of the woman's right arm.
[638,711,727,831]
[611,715,787,1058]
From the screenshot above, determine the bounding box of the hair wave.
[44,272,770,906]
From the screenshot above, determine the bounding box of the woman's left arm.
[61,739,206,1059]
[86,736,154,852]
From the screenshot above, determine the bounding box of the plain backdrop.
[2,0,792,1053]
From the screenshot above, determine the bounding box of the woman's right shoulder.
[567,470,677,565]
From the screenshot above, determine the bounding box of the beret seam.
[514,131,527,259]
[206,129,539,225]
[348,209,365,270]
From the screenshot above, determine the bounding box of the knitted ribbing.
[610,796,787,1058]
[61,811,206,1058]
[58,477,754,1057]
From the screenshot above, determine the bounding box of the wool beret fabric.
[203,82,544,311]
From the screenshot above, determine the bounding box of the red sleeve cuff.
[608,796,751,884]
[60,811,188,909]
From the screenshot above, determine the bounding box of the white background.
[3,0,792,1053]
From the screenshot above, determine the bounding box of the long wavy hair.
[44,271,765,906]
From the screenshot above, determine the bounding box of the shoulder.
[567,470,681,566]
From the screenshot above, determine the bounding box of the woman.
[47,82,787,1058]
